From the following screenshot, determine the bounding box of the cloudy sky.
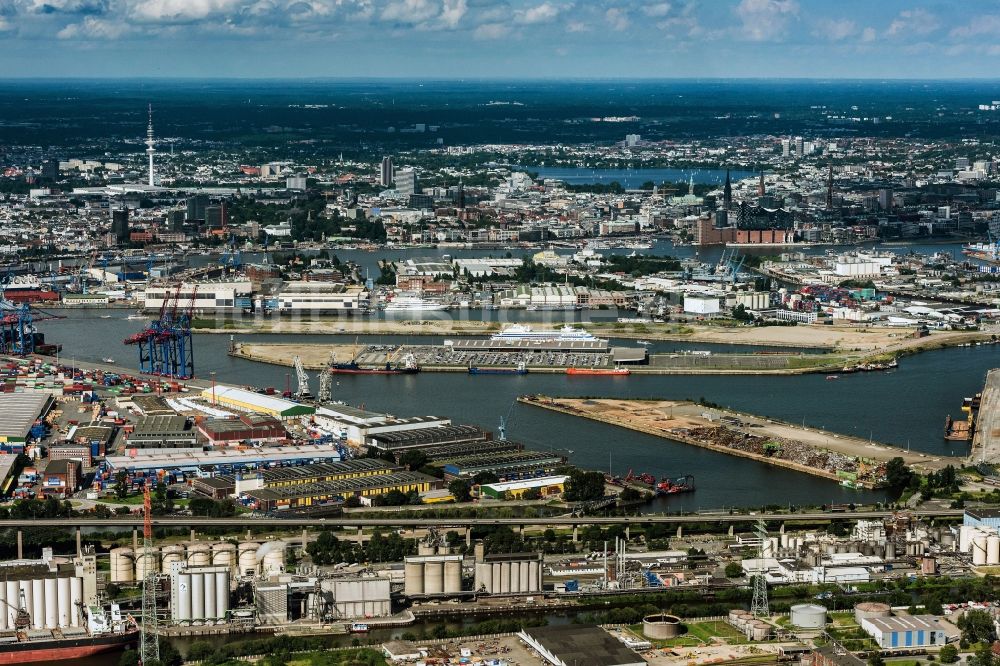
[2,0,1000,78]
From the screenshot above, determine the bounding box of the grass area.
[95,494,144,505]
[626,620,750,648]
[786,355,845,370]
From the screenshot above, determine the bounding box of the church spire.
[723,169,732,211]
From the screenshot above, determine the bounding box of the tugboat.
[469,361,528,375]
[655,474,695,496]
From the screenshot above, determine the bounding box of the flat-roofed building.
[243,471,441,511]
[276,282,367,314]
[518,625,646,666]
[201,387,315,420]
[197,415,287,445]
[860,615,948,649]
[0,393,54,453]
[143,281,252,313]
[122,414,200,453]
[314,404,449,444]
[366,424,491,454]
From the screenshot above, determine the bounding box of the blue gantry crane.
[124,283,196,379]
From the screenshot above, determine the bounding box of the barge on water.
[0,603,138,665]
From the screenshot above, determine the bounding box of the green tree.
[867,653,885,666]
[448,479,472,503]
[564,469,605,502]
[959,609,997,644]
[187,640,216,661]
[724,562,744,578]
[113,470,129,500]
[884,457,914,491]
[939,645,959,664]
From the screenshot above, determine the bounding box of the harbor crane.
[292,355,312,400]
[123,283,196,379]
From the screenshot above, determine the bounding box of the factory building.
[518,625,646,666]
[104,444,342,477]
[143,282,253,314]
[480,475,568,500]
[197,415,287,446]
[367,424,491,456]
[314,404,449,445]
[243,470,441,511]
[964,508,1000,530]
[276,282,367,314]
[200,387,315,420]
[441,451,565,481]
[404,554,465,596]
[318,577,391,619]
[860,615,947,649]
[168,564,231,625]
[121,415,200,452]
[198,459,399,499]
[473,552,543,595]
[0,555,98,631]
[0,393,55,452]
[42,459,81,496]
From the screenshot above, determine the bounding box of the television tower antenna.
[139,483,160,664]
[145,104,156,187]
[750,518,769,618]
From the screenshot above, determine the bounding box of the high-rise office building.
[625,134,641,148]
[380,157,394,187]
[794,136,804,157]
[111,208,130,244]
[186,194,208,222]
[205,205,223,229]
[41,159,59,182]
[168,210,186,232]
[395,168,418,197]
[781,138,790,159]
[878,188,893,211]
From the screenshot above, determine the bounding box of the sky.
[3,0,1000,78]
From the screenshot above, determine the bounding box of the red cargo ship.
[0,629,139,664]
[565,367,630,376]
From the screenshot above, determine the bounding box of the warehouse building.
[518,625,646,666]
[69,425,114,457]
[247,459,398,489]
[43,459,81,497]
[48,443,93,467]
[421,439,523,462]
[481,475,568,500]
[860,615,948,649]
[144,281,253,314]
[197,415,287,446]
[0,393,55,453]
[201,387,314,420]
[314,404,449,444]
[104,444,342,477]
[242,471,441,512]
[122,415,200,452]
[276,282,367,314]
[367,424,491,455]
[441,450,565,481]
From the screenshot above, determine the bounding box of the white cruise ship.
[490,324,598,342]
[383,295,447,312]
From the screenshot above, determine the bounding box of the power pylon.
[140,484,160,664]
[750,518,769,618]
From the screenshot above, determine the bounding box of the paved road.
[0,509,964,529]
[973,368,1000,465]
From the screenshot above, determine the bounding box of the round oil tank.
[960,525,975,553]
[987,536,1000,565]
[973,536,988,566]
[642,614,684,640]
[237,542,260,577]
[261,543,285,578]
[187,543,211,567]
[161,545,185,572]
[404,561,425,596]
[790,604,827,629]
[212,542,237,572]
[425,561,444,595]
[940,531,956,551]
[110,547,135,584]
[854,602,891,624]
[135,551,160,580]
[747,621,771,642]
[444,560,462,595]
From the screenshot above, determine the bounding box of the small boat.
[99,315,112,319]
[349,622,369,633]
[566,367,630,376]
[637,340,652,346]
[825,375,839,380]
[102,358,115,364]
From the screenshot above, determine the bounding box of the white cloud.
[813,18,855,41]
[860,26,876,42]
[515,2,559,25]
[473,21,507,39]
[380,0,438,24]
[566,19,587,32]
[643,2,671,18]
[437,0,465,28]
[128,0,242,23]
[57,14,129,37]
[605,7,628,31]
[885,8,938,38]
[734,0,798,42]
[950,14,1000,39]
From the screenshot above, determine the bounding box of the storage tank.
[70,578,82,627]
[500,562,511,594]
[135,550,160,581]
[5,581,18,629]
[987,536,1000,565]
[417,543,436,556]
[519,560,530,591]
[973,535,988,566]
[425,561,444,595]
[31,579,43,629]
[110,547,135,584]
[855,602,891,624]
[491,563,501,594]
[237,542,260,577]
[190,571,204,622]
[187,543,211,568]
[474,563,490,593]
[444,559,462,594]
[43,578,57,629]
[884,542,895,560]
[260,542,285,578]
[212,543,237,573]
[404,560,424,596]
[176,572,192,622]
[18,581,32,629]
[747,620,771,641]
[790,603,827,629]
[204,571,217,621]
[960,525,975,553]
[215,571,228,618]
[160,545,185,572]
[940,531,956,551]
[57,577,70,628]
[509,562,521,593]
[531,560,541,591]
[0,581,8,631]
[642,614,683,639]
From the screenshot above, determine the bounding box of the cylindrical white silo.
[491,563,500,593]
[404,560,424,596]
[110,547,135,584]
[161,545,185,572]
[70,578,83,627]
[974,535,989,566]
[509,562,521,594]
[177,572,192,622]
[18,581,32,628]
[191,571,204,622]
[500,562,511,594]
[31,579,44,629]
[519,560,530,591]
[444,560,462,594]
[215,571,228,618]
[425,561,444,595]
[212,543,237,573]
[237,542,259,577]
[531,561,541,591]
[261,544,285,578]
[187,543,211,568]
[135,550,160,581]
[960,525,974,553]
[43,578,57,628]
[57,577,70,628]
[204,570,216,620]
[5,581,18,628]
[988,536,1000,565]
[0,581,8,631]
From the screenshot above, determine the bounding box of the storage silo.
[212,542,237,573]
[491,564,500,593]
[509,562,521,593]
[973,535,989,566]
[425,561,444,595]
[70,578,82,627]
[204,571,217,621]
[987,536,1000,565]
[161,545,185,572]
[960,525,975,553]
[404,560,424,596]
[854,602,891,624]
[789,603,827,629]
[31,579,44,629]
[530,560,541,591]
[940,531,956,551]
[5,581,18,629]
[444,559,462,594]
[884,542,895,560]
[135,550,160,581]
[56,577,71,628]
[0,582,8,631]
[642,614,683,639]
[519,560,530,591]
[261,543,285,578]
[417,543,436,556]
[43,578,57,629]
[177,572,192,623]
[500,562,511,594]
[237,542,259,577]
[188,543,211,568]
[18,581,33,629]
[110,547,135,584]
[747,620,771,641]
[190,570,205,622]
[215,571,228,617]
[474,563,490,593]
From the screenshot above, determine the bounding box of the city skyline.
[4,1,1000,79]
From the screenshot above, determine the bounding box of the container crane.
[124,282,195,379]
[292,355,312,400]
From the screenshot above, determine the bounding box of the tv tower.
[145,104,156,187]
